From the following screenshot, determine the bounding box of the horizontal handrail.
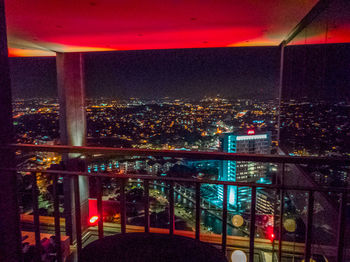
[3,143,350,165]
[3,167,348,193]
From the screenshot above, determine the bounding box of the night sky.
[9,47,280,100]
[9,57,57,99]
[9,44,350,101]
[283,43,350,102]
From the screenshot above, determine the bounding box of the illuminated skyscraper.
[218,130,271,207]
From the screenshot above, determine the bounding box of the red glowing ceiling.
[5,0,320,57]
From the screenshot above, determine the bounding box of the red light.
[89,215,99,225]
[266,226,275,242]
[247,130,255,135]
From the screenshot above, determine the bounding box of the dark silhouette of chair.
[82,233,227,262]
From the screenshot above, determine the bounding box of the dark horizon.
[9,47,280,100]
[9,44,350,102]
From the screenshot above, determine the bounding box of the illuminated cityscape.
[12,95,350,226]
[12,97,350,158]
[13,96,279,227]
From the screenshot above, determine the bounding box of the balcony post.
[0,1,23,261]
[56,52,89,242]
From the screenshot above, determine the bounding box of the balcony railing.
[3,144,349,262]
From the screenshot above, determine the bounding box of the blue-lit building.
[218,131,271,208]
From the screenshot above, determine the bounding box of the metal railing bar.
[120,178,127,234]
[96,176,104,239]
[281,162,285,186]
[304,191,314,262]
[6,168,349,193]
[278,189,284,262]
[169,181,175,235]
[221,184,228,254]
[31,172,41,261]
[195,182,201,240]
[73,176,82,261]
[249,186,257,262]
[336,192,347,262]
[278,163,285,262]
[52,173,62,262]
[143,180,150,233]
[6,143,350,165]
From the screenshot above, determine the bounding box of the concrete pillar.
[0,1,23,261]
[56,52,89,242]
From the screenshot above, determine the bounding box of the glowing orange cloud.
[8,48,55,57]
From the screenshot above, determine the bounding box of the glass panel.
[288,1,350,46]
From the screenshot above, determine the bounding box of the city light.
[236,134,267,141]
[266,226,275,242]
[89,215,99,225]
[231,250,247,262]
[247,130,255,135]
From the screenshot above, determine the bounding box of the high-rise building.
[218,130,271,208]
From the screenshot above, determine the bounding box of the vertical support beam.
[336,192,347,262]
[96,177,104,239]
[120,178,126,234]
[144,180,150,233]
[278,189,284,262]
[52,174,62,262]
[273,163,285,262]
[0,1,23,261]
[221,185,228,254]
[195,182,201,240]
[169,181,175,235]
[74,175,82,261]
[277,163,285,262]
[249,186,257,262]
[281,163,285,186]
[31,172,41,261]
[56,52,86,148]
[304,191,314,262]
[277,42,285,143]
[56,52,89,242]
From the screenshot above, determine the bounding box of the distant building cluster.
[280,99,350,157]
[13,97,277,150]
[88,157,183,176]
